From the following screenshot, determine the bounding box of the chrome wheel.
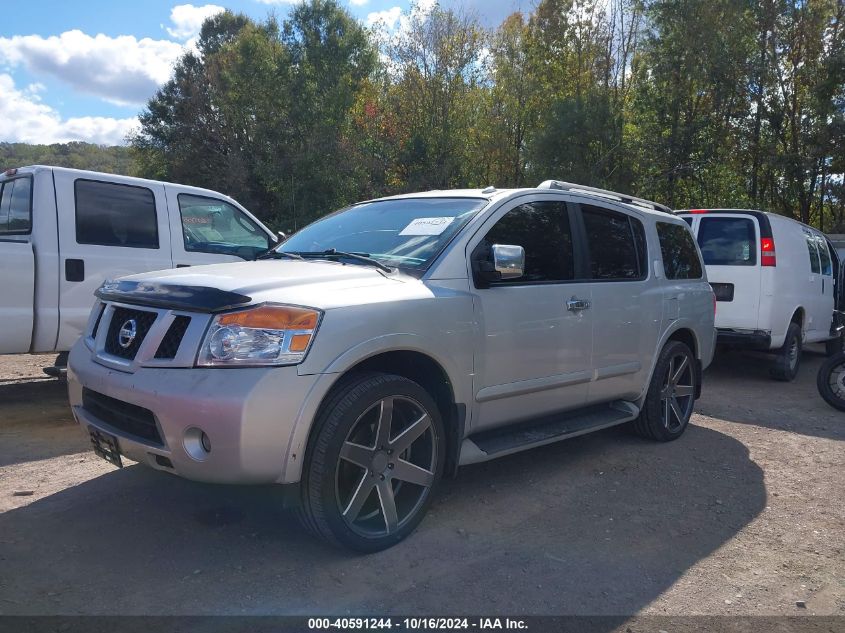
[660,353,695,432]
[826,361,845,399]
[335,395,437,538]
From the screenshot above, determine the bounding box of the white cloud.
[366,6,402,30]
[0,74,138,145]
[0,30,184,106]
[350,0,370,6]
[254,0,304,4]
[166,4,226,41]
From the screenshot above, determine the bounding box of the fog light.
[184,427,211,461]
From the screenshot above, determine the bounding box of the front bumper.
[68,341,322,484]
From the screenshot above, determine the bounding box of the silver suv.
[68,181,716,551]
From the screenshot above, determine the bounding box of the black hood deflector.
[95,280,251,313]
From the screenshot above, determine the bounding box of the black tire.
[816,352,845,412]
[770,322,802,381]
[297,372,445,552]
[632,340,697,441]
[825,332,844,357]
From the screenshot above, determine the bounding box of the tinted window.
[0,177,32,234]
[582,205,643,280]
[806,233,821,273]
[477,201,574,283]
[75,180,158,248]
[817,235,832,276]
[681,216,693,226]
[698,217,756,265]
[657,222,703,279]
[280,198,487,271]
[179,194,270,256]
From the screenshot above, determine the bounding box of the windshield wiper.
[256,250,304,261]
[293,249,393,273]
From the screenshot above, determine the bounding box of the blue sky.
[0,0,523,145]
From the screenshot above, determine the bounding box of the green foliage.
[15,0,837,231]
[0,142,135,175]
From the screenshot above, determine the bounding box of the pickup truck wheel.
[770,323,802,381]
[297,372,444,552]
[816,353,845,411]
[632,341,696,442]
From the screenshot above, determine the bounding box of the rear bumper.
[716,328,772,350]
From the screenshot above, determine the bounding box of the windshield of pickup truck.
[277,197,488,270]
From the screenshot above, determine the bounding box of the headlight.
[197,304,321,367]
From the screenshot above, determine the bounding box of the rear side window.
[479,201,574,283]
[805,233,821,273]
[75,180,159,249]
[657,222,703,279]
[178,194,270,254]
[817,236,832,275]
[0,177,33,234]
[698,217,756,266]
[582,205,645,280]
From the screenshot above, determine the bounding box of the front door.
[0,175,35,353]
[469,198,593,432]
[54,173,171,350]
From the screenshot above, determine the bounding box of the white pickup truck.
[0,166,277,369]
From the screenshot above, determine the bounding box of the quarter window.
[582,205,644,280]
[75,180,158,248]
[178,194,270,256]
[657,222,703,279]
[477,201,574,283]
[0,177,33,234]
[697,217,756,266]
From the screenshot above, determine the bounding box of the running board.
[459,401,639,466]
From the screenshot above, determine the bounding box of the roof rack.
[537,180,674,215]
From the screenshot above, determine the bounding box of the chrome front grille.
[104,307,157,360]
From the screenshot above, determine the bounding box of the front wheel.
[632,340,698,441]
[817,352,845,412]
[770,322,802,381]
[298,372,445,552]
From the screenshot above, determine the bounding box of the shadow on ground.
[0,420,765,617]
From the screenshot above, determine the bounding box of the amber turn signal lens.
[218,305,319,330]
[289,333,312,352]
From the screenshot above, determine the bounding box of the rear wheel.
[817,352,845,412]
[632,341,697,441]
[770,322,802,381]
[298,372,445,552]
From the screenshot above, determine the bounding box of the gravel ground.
[0,350,842,617]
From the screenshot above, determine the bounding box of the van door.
[53,172,172,350]
[804,230,833,342]
[166,189,274,266]
[693,214,762,331]
[0,175,35,353]
[469,198,592,431]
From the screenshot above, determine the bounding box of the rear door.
[803,230,834,340]
[0,175,35,353]
[53,172,171,350]
[687,213,762,330]
[166,188,274,266]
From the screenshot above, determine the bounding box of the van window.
[816,235,832,276]
[75,180,158,249]
[178,194,270,256]
[805,233,821,274]
[478,201,574,283]
[0,177,33,234]
[697,217,756,266]
[582,205,644,280]
[657,222,703,279]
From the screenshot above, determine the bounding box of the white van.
[679,209,843,380]
[0,166,278,368]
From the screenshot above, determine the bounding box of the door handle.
[566,297,591,312]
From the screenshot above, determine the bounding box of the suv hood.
[115,259,412,311]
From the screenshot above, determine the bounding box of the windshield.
[278,197,488,270]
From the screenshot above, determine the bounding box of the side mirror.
[276,231,287,244]
[492,244,525,280]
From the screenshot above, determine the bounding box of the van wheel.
[297,372,445,552]
[817,353,845,412]
[770,323,802,381]
[632,341,697,442]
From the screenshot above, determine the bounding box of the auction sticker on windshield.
[399,217,455,236]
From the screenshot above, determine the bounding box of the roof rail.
[537,180,674,215]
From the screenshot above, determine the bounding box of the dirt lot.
[0,350,842,617]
